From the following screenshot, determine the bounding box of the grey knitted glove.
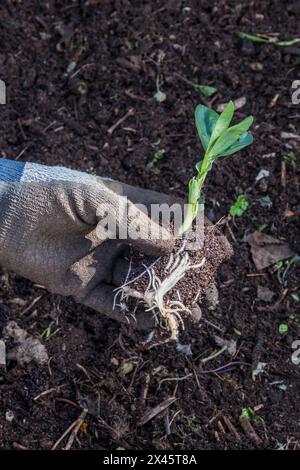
[0,159,176,329]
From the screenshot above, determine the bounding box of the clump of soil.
[116,225,232,340]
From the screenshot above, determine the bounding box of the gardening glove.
[0,158,177,329]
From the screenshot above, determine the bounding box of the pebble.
[5,410,14,422]
[0,340,6,368]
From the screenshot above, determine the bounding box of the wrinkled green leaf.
[209,115,253,158]
[219,132,253,157]
[207,101,234,153]
[194,84,217,97]
[279,323,288,335]
[229,194,248,217]
[195,105,219,150]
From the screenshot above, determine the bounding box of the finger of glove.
[124,200,174,256]
[101,179,184,212]
[80,283,156,330]
[111,258,130,287]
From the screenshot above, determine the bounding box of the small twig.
[64,409,88,450]
[15,145,30,161]
[203,318,224,333]
[52,418,79,450]
[17,119,27,140]
[169,409,181,427]
[197,361,251,375]
[225,220,237,243]
[158,373,192,390]
[52,409,87,450]
[55,397,79,409]
[201,346,227,364]
[223,416,241,441]
[20,295,43,316]
[140,373,151,406]
[13,442,29,450]
[107,108,134,136]
[33,384,67,401]
[239,416,262,445]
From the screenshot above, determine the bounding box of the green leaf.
[240,407,254,420]
[279,323,288,335]
[209,115,253,158]
[147,149,166,173]
[194,84,217,97]
[229,194,248,217]
[195,104,219,151]
[207,101,234,153]
[238,32,270,43]
[219,132,253,157]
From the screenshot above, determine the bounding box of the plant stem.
[179,150,210,234]
[178,202,197,235]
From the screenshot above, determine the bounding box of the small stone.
[191,304,202,322]
[5,410,14,422]
[0,340,6,368]
[205,284,219,307]
[249,62,264,72]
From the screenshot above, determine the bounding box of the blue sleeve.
[0,158,25,182]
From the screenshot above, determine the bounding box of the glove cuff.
[0,158,25,182]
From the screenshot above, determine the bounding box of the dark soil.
[0,0,300,450]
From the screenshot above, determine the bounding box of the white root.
[114,248,206,341]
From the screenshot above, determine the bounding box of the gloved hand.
[0,159,177,329]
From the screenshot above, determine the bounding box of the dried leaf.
[3,321,48,366]
[138,397,177,426]
[257,285,275,302]
[245,231,295,270]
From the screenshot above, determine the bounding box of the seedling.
[238,32,300,46]
[40,323,60,341]
[229,194,249,217]
[114,102,254,342]
[193,84,217,97]
[147,149,166,174]
[240,407,254,420]
[175,73,218,98]
[279,323,288,335]
[180,101,253,233]
[283,151,299,171]
[154,76,166,103]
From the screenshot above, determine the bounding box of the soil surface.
[0,0,300,450]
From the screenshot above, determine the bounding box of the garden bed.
[0,0,299,450]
